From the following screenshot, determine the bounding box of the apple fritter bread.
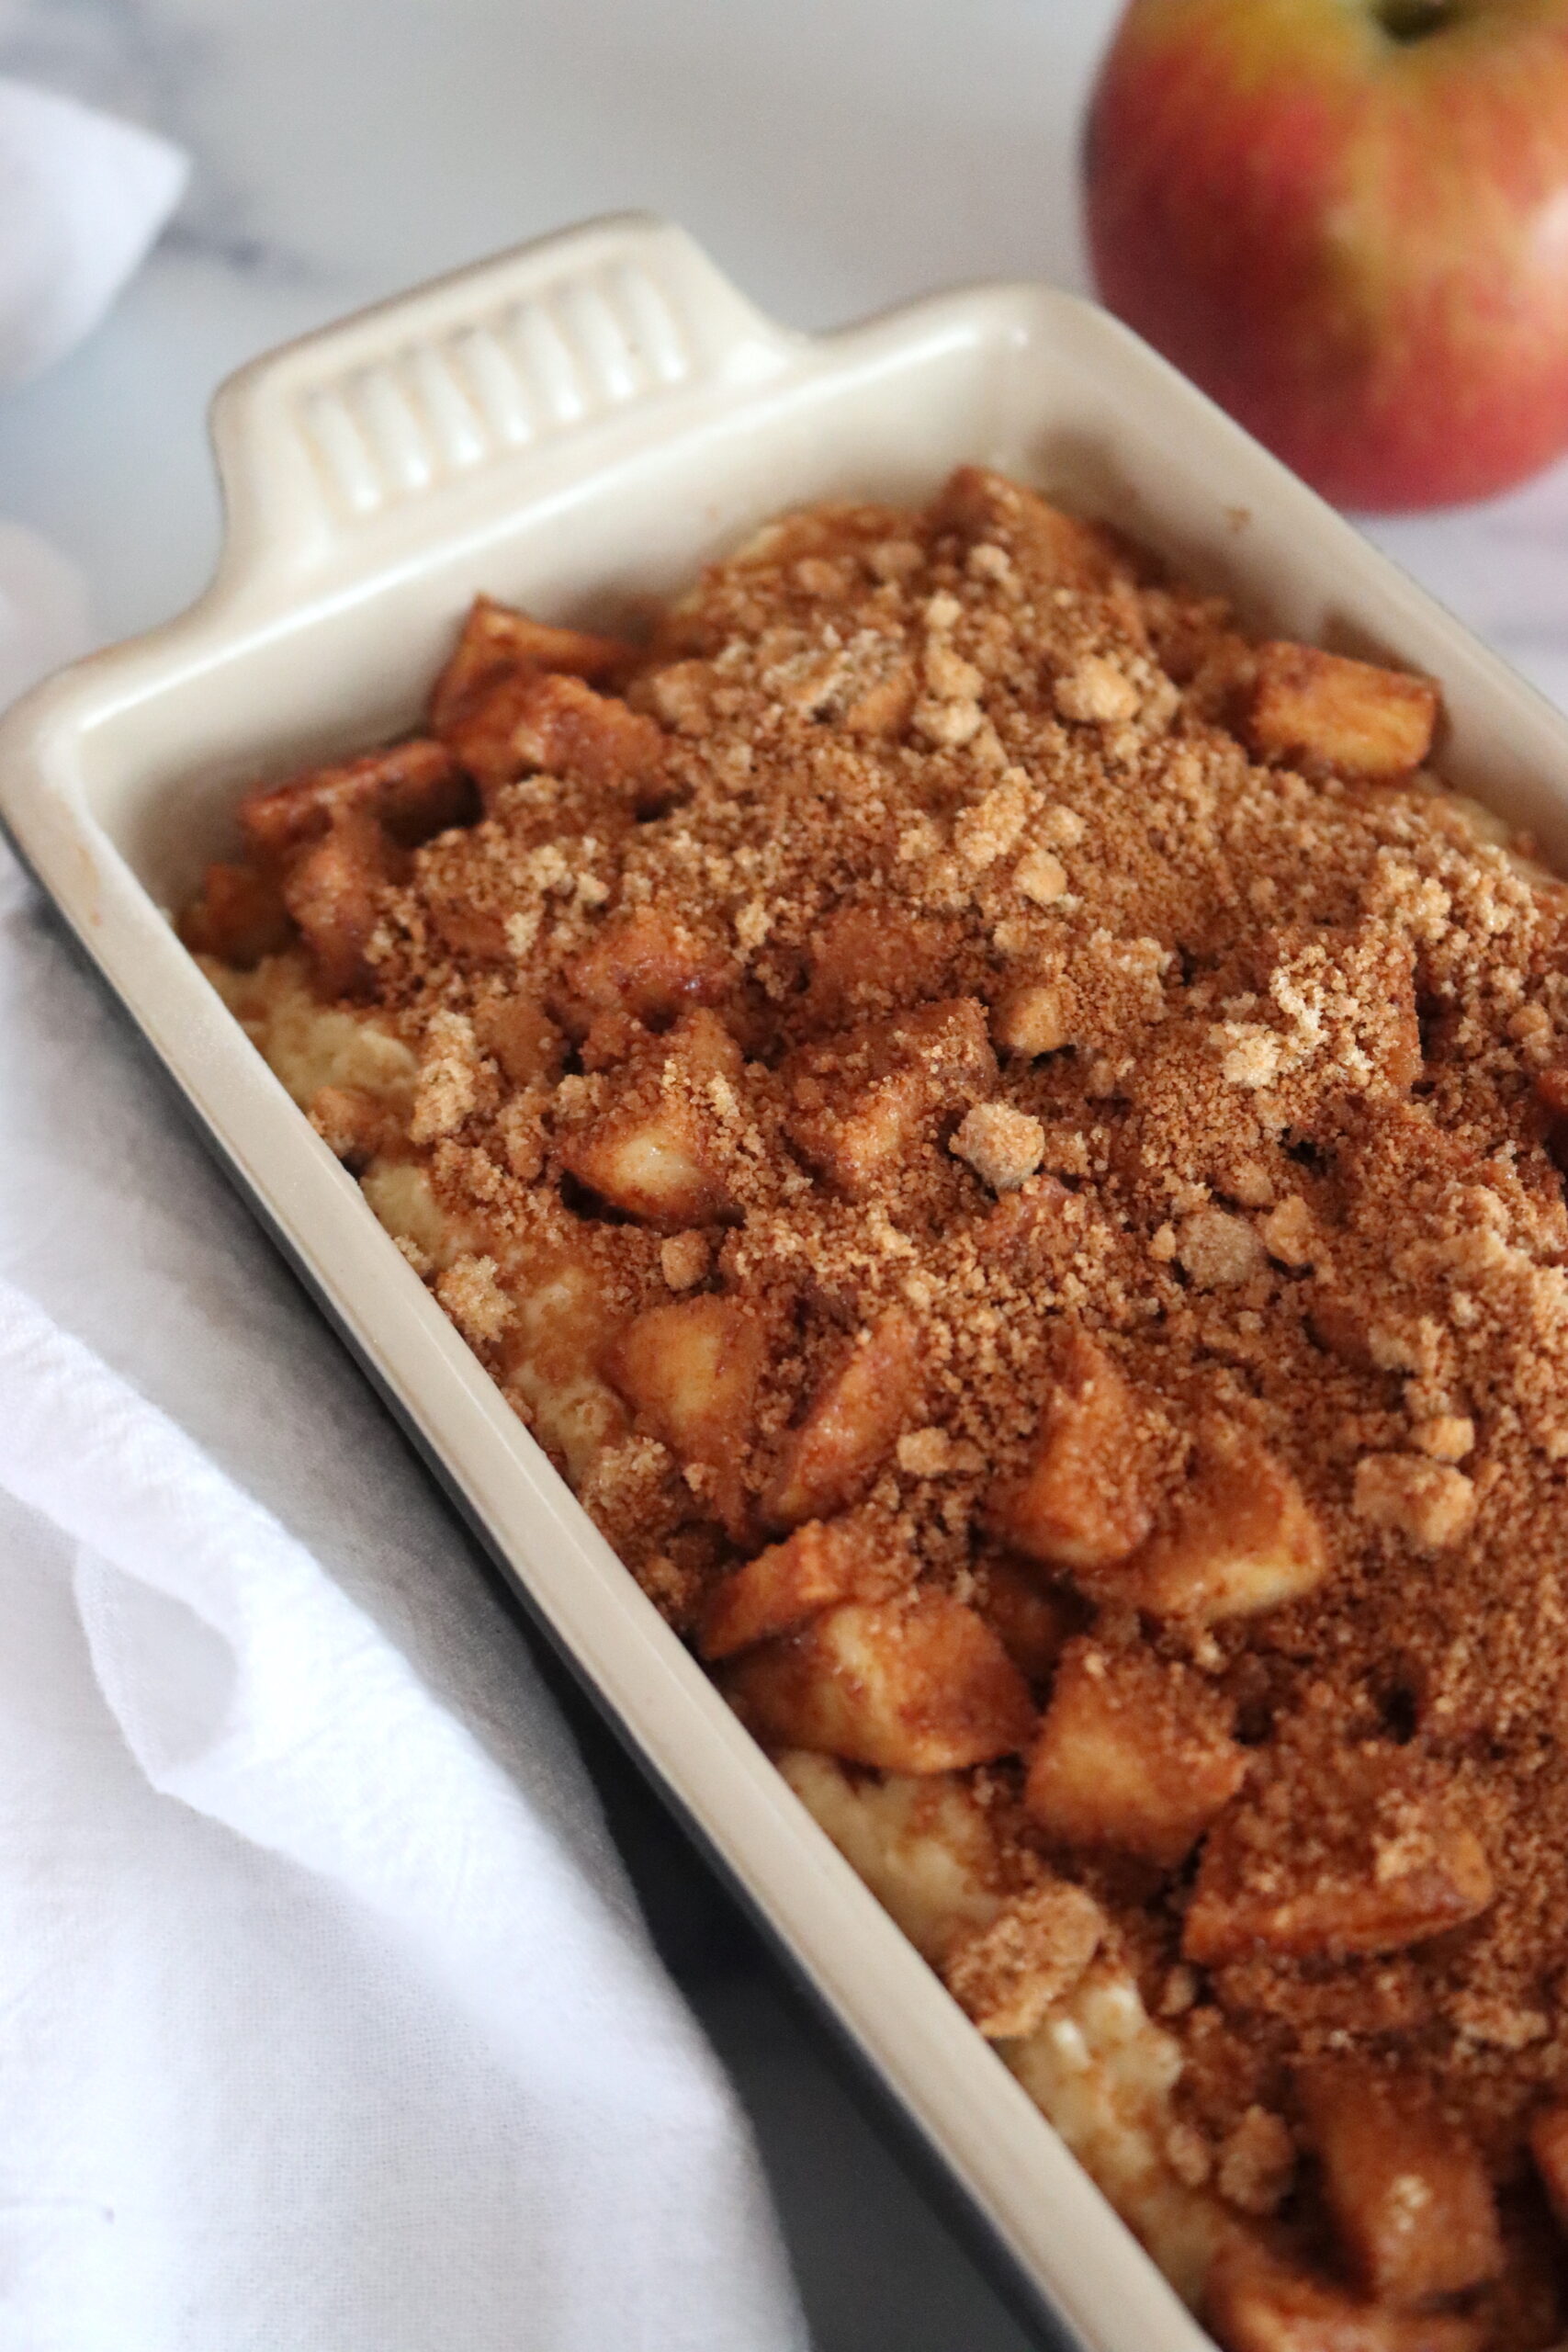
[186,468,1568,2350]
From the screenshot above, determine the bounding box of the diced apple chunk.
[796,1067,926,1195]
[564,1110,732,1227]
[603,1293,764,1536]
[281,808,396,999]
[1185,1746,1495,1965]
[508,670,667,793]
[763,1307,921,1528]
[238,737,470,864]
[721,1594,1036,1773]
[1296,2060,1502,2309]
[1532,2103,1568,2237]
[558,906,736,1035]
[1025,1638,1246,1868]
[558,1009,741,1227]
[178,860,290,966]
[471,996,563,1087]
[1203,2235,1485,2352]
[427,594,635,729]
[784,998,996,1198]
[699,1512,916,1660]
[931,465,1126,593]
[1114,1421,1328,1622]
[987,1329,1153,1572]
[1247,642,1438,780]
[942,1880,1104,2039]
[444,667,670,805]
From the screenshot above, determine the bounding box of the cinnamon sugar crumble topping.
[186,469,1568,2348]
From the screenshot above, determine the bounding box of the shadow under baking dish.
[9,211,1568,2352]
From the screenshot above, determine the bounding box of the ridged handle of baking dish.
[208,213,797,595]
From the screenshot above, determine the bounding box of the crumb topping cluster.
[186,468,1568,2346]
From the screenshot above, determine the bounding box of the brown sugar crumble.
[186,468,1568,2348]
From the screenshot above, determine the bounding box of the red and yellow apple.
[1085,0,1568,510]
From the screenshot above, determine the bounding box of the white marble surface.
[7,5,1568,2346]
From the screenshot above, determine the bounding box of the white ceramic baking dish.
[7,212,1568,2352]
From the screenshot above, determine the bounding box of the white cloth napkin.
[0,77,186,384]
[0,1241,803,2352]
[0,74,807,2352]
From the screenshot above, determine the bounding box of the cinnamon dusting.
[186,467,1568,2347]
